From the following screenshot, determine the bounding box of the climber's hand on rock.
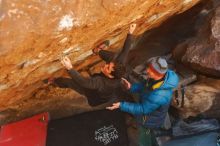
[129,23,136,34]
[61,56,73,70]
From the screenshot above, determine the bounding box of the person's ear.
[146,67,149,73]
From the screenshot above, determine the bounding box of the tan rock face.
[0,0,200,112]
[172,76,220,119]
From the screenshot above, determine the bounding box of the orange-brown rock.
[0,0,201,123]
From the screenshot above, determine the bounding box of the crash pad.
[163,132,219,146]
[46,110,128,146]
[0,112,49,146]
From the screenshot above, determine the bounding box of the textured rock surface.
[173,1,220,77]
[172,76,220,119]
[0,0,201,114]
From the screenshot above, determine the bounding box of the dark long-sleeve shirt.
[66,69,131,104]
[98,34,135,65]
[55,33,135,106]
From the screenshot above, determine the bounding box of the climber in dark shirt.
[93,28,148,84]
[51,24,137,106]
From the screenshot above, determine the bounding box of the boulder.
[173,1,220,78]
[172,76,220,119]
[0,0,200,111]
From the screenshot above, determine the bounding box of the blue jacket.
[120,69,179,128]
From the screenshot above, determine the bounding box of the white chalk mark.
[58,15,74,31]
[0,14,5,21]
[183,0,192,5]
[58,14,80,31]
[0,84,9,91]
[8,9,18,17]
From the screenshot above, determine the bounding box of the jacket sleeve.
[115,34,135,65]
[120,99,161,115]
[123,33,135,50]
[67,69,103,90]
[129,82,145,93]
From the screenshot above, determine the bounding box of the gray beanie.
[147,57,168,74]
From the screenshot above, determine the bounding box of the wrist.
[119,102,123,108]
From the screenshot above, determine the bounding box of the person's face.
[146,67,164,80]
[101,62,115,78]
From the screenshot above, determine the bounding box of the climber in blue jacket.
[107,56,179,146]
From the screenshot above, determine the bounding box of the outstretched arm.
[95,24,137,64]
[106,100,161,116]
[119,100,160,115]
[67,69,103,90]
[61,56,103,90]
[115,24,136,65]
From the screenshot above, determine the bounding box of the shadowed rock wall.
[173,0,220,77]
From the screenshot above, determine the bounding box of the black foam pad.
[46,110,128,146]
